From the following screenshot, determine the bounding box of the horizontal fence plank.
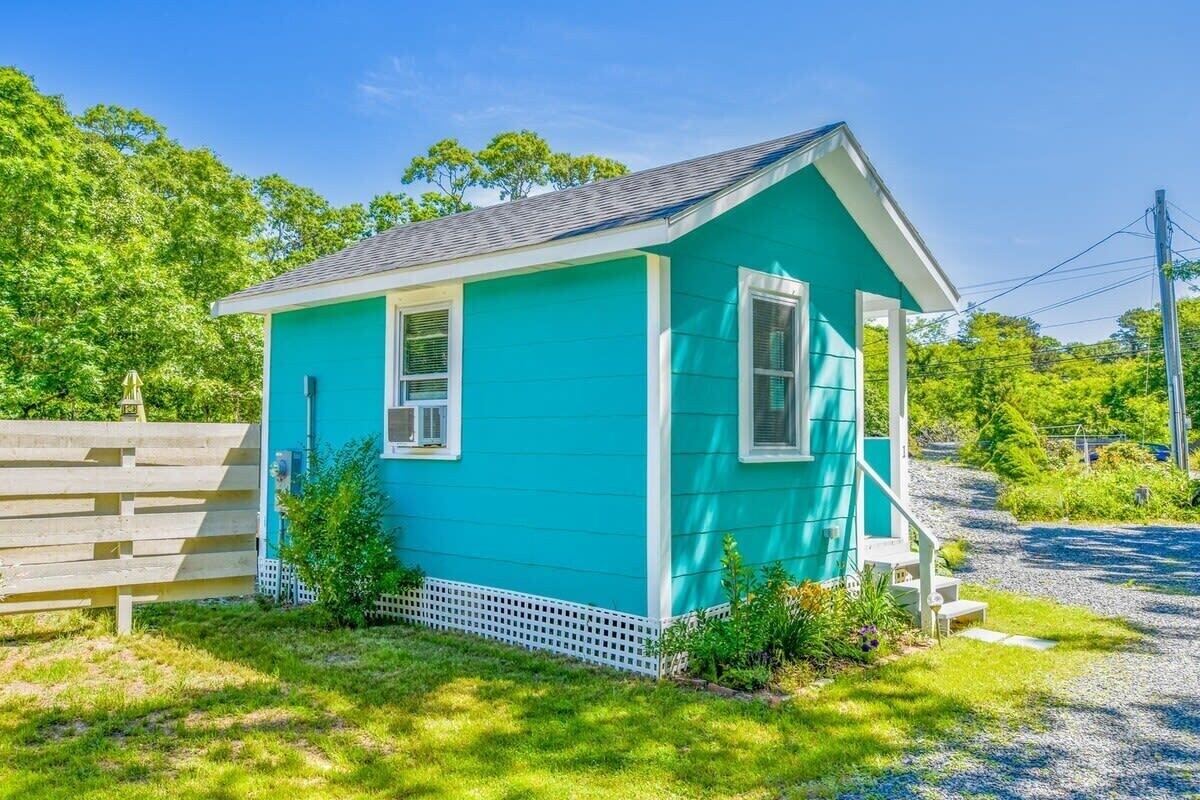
[0,575,256,615]
[0,446,259,467]
[0,550,256,595]
[0,421,259,451]
[0,465,259,497]
[0,509,258,548]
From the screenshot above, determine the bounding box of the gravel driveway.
[845,453,1200,799]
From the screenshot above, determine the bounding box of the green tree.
[547,152,628,189]
[253,174,369,270]
[478,130,551,200]
[401,138,481,212]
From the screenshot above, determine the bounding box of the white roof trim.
[212,125,958,317]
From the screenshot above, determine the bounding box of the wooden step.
[890,575,960,611]
[889,575,960,596]
[936,599,988,634]
[864,551,919,571]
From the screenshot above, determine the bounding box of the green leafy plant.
[278,437,421,627]
[649,537,914,689]
[999,461,1200,523]
[1093,440,1154,470]
[846,565,909,636]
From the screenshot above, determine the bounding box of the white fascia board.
[814,129,960,313]
[211,220,669,317]
[665,129,847,240]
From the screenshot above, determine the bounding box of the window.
[738,268,810,462]
[384,285,462,459]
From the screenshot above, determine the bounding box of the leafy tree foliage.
[868,301,1196,450]
[0,68,628,422]
[547,152,628,189]
[478,129,552,200]
[401,138,480,212]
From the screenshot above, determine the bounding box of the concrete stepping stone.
[957,627,1058,650]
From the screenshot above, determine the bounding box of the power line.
[956,250,1191,290]
[1169,218,1200,250]
[1018,270,1154,318]
[868,213,1155,352]
[1168,201,1200,228]
[958,262,1154,296]
[868,268,1157,354]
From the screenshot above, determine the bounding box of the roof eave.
[214,123,959,317]
[211,219,670,317]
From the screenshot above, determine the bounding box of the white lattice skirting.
[257,558,662,675]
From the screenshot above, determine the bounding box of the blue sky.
[6,1,1200,340]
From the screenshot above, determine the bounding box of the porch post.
[887,308,909,540]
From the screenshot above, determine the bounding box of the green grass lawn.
[0,587,1138,799]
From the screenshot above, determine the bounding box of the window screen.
[751,296,797,447]
[399,308,449,403]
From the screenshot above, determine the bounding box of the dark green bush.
[966,403,1046,483]
[278,437,422,627]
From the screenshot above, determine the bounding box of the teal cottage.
[214,123,971,675]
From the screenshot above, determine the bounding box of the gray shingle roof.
[222,122,843,303]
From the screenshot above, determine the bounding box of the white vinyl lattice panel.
[256,559,661,675]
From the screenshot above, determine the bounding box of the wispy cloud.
[356,56,430,109]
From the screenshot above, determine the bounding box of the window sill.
[381,449,461,461]
[738,452,815,464]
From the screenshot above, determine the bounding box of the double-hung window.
[737,267,811,462]
[384,285,462,459]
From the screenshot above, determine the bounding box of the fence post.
[115,370,145,634]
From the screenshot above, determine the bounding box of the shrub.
[278,437,422,627]
[939,539,970,571]
[999,461,1200,523]
[1044,438,1082,469]
[1093,440,1154,470]
[967,403,1046,483]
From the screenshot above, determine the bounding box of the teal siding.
[864,437,894,537]
[661,165,912,615]
[266,256,650,615]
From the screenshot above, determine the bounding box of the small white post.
[887,308,909,542]
[116,370,144,635]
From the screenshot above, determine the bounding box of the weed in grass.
[1116,579,1196,596]
[940,539,970,571]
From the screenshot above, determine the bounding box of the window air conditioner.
[386,405,446,447]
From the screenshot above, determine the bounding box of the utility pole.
[1154,189,1190,471]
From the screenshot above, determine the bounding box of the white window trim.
[383,284,463,460]
[737,267,812,463]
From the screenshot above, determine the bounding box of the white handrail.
[856,455,938,635]
[855,456,940,550]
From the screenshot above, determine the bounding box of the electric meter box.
[272,449,303,511]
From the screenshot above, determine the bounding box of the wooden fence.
[0,420,259,631]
